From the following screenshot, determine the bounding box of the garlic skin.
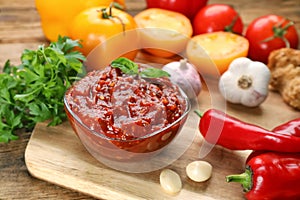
[219,57,271,107]
[162,59,202,99]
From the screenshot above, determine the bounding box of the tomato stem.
[224,14,239,33]
[109,2,113,16]
[260,19,294,48]
[99,3,126,34]
[101,8,110,19]
[112,2,124,10]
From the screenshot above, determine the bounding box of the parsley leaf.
[0,36,86,143]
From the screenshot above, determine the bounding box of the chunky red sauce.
[65,65,187,141]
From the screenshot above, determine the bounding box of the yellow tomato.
[35,0,125,41]
[186,31,249,76]
[134,8,193,58]
[69,6,138,70]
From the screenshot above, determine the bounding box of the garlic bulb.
[219,57,271,107]
[162,59,202,99]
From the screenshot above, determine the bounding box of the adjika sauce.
[65,65,187,141]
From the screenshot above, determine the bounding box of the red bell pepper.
[197,109,300,152]
[226,151,300,200]
[145,0,208,20]
[272,118,300,137]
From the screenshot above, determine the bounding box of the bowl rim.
[64,80,191,142]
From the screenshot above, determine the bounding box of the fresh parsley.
[0,36,86,143]
[111,57,170,78]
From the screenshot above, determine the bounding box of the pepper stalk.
[226,166,253,192]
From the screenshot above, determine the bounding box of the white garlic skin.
[162,59,202,99]
[219,57,271,107]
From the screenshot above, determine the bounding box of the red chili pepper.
[226,151,300,200]
[272,118,300,137]
[196,109,300,152]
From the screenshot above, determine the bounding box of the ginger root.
[268,48,300,110]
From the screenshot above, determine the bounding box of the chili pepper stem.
[226,167,252,192]
[194,110,203,118]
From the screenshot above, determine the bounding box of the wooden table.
[0,0,299,199]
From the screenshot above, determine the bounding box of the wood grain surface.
[24,73,299,200]
[0,0,300,199]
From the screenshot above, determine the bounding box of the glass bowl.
[64,67,191,166]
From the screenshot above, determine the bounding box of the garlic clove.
[186,160,213,182]
[160,169,182,194]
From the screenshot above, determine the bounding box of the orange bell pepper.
[35,0,125,42]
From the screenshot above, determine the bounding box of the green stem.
[99,3,126,34]
[112,2,124,10]
[281,37,290,48]
[101,8,110,19]
[226,167,253,192]
[109,2,113,16]
[194,110,203,118]
[100,3,118,19]
[260,20,294,48]
[224,14,239,33]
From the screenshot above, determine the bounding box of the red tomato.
[245,14,299,63]
[193,4,243,35]
[145,0,208,20]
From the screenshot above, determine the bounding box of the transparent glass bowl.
[64,77,191,164]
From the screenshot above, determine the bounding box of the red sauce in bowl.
[64,65,189,157]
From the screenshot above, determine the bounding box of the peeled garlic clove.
[186,161,212,182]
[160,169,182,194]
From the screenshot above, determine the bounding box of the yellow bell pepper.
[35,0,125,41]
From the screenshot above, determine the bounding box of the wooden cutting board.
[25,53,299,200]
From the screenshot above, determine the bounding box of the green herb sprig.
[111,57,170,78]
[0,36,86,143]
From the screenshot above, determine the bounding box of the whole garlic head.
[162,59,202,99]
[219,57,271,107]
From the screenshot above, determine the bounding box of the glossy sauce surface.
[66,66,187,140]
